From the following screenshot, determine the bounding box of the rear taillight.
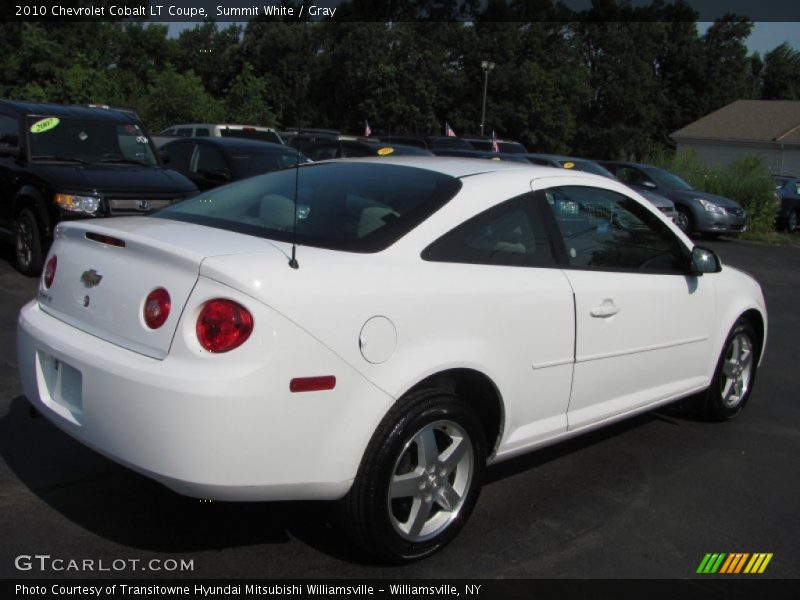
[43,255,57,289]
[144,288,171,329]
[196,299,253,353]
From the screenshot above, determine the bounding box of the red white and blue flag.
[445,122,457,137]
[491,130,499,153]
[364,120,372,137]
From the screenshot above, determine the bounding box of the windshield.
[647,167,694,191]
[229,149,310,178]
[154,162,462,252]
[27,116,158,165]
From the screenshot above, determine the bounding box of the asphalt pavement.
[0,238,798,579]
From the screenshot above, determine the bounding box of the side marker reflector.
[290,376,336,393]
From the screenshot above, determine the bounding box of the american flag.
[491,130,499,153]
[445,122,457,137]
[364,120,372,137]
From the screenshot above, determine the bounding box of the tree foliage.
[0,1,792,159]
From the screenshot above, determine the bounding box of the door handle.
[590,300,620,318]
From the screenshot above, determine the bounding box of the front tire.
[675,206,694,235]
[787,210,798,233]
[341,389,486,562]
[14,208,44,276]
[698,318,759,421]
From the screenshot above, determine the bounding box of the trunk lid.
[39,217,286,359]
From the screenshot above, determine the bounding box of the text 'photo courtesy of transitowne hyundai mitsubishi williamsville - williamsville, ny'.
[16,157,767,562]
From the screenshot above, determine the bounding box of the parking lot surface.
[0,238,798,579]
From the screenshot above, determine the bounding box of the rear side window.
[155,162,462,253]
[162,141,194,171]
[423,193,556,267]
[195,128,210,137]
[0,114,20,148]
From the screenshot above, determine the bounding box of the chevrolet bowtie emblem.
[80,269,103,288]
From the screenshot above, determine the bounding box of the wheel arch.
[13,186,52,239]
[403,368,505,458]
[741,308,766,366]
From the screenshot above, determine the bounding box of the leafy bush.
[645,149,779,234]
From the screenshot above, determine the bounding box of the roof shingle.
[671,100,800,143]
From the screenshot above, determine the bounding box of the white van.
[160,123,284,145]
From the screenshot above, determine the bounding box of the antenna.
[288,145,300,269]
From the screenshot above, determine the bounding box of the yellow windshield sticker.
[563,161,575,169]
[377,147,394,156]
[30,117,60,134]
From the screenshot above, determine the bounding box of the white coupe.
[17,157,766,561]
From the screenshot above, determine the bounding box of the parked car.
[18,157,766,561]
[524,154,678,221]
[303,139,433,160]
[601,161,746,236]
[160,137,310,191]
[377,135,476,152]
[430,148,531,163]
[462,136,528,153]
[161,123,284,145]
[0,100,197,275]
[282,128,341,152]
[773,175,800,232]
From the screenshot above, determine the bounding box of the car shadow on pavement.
[0,395,381,565]
[0,393,701,567]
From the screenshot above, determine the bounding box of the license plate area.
[36,351,83,424]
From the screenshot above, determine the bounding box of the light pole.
[480,60,495,137]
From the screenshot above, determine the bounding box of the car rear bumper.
[17,299,393,501]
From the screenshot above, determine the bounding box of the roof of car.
[601,160,663,171]
[166,137,291,152]
[341,155,565,178]
[0,100,139,123]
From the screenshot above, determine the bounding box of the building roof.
[671,100,800,144]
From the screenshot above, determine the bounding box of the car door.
[539,183,714,430]
[423,192,575,451]
[0,113,22,230]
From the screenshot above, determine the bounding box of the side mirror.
[689,245,721,275]
[159,152,170,164]
[641,180,657,190]
[0,146,21,158]
[201,168,231,183]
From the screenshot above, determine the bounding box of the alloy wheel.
[387,419,474,542]
[720,332,753,408]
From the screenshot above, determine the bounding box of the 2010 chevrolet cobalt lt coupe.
[17,158,767,561]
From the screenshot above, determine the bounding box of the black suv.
[0,101,197,274]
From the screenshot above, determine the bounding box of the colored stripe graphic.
[697,553,726,573]
[698,552,773,574]
[744,553,773,574]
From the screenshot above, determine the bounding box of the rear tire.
[697,318,759,421]
[341,388,486,563]
[788,210,798,233]
[14,208,44,276]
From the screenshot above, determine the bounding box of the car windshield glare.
[154,162,462,252]
[27,117,158,165]
[650,168,693,191]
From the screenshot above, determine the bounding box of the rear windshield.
[430,138,474,150]
[154,162,462,252]
[220,128,282,144]
[560,160,617,179]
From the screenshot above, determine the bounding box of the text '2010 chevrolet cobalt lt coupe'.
[17,157,767,561]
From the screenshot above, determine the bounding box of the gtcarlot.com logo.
[14,554,194,573]
[696,552,773,574]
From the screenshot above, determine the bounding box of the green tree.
[223,63,277,126]
[761,42,800,100]
[139,67,223,131]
